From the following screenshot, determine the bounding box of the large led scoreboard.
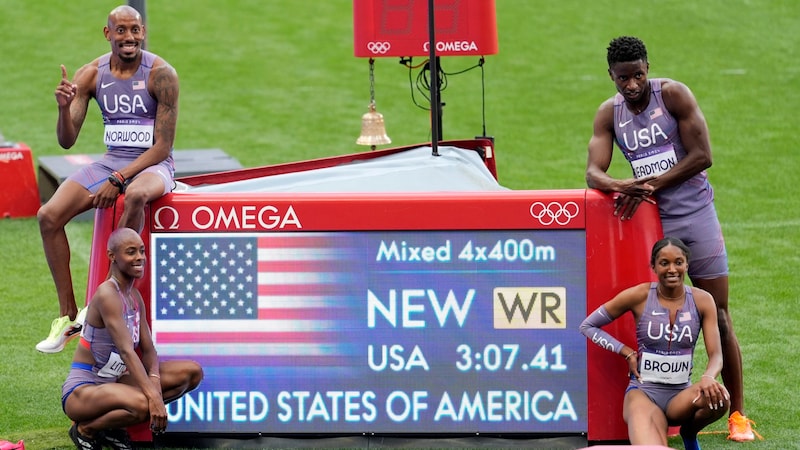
[87,141,661,443]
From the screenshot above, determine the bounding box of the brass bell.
[356,101,391,149]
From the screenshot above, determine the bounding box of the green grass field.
[1,0,798,448]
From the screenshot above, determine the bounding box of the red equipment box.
[0,142,39,218]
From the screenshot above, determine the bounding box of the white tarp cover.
[184,145,508,193]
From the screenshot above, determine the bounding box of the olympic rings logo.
[529,201,580,226]
[367,41,391,54]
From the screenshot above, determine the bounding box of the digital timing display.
[353,0,498,57]
[151,229,587,433]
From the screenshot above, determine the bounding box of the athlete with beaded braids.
[585,36,757,442]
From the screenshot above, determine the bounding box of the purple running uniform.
[66,50,174,195]
[614,78,728,278]
[61,278,141,410]
[626,283,701,411]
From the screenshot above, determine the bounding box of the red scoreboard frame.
[86,140,659,442]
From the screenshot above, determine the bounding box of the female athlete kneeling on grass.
[61,228,203,450]
[580,236,729,450]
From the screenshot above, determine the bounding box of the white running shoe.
[35,308,84,353]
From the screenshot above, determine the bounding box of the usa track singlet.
[635,283,701,385]
[95,50,159,158]
[613,78,713,218]
[79,278,141,379]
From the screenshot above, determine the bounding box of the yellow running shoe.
[35,308,84,353]
[727,411,758,442]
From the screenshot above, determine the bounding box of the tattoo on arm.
[150,65,179,149]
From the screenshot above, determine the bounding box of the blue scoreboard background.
[151,229,588,433]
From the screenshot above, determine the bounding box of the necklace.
[111,275,127,290]
[110,275,136,310]
[657,285,684,300]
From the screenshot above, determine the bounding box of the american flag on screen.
[151,233,361,369]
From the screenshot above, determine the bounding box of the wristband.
[107,173,126,193]
[625,351,636,360]
[149,373,161,379]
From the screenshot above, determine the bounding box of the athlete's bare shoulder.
[660,78,700,119]
[592,96,616,130]
[660,78,694,101]
[71,59,101,97]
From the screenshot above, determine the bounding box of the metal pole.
[128,0,147,49]
[427,0,440,156]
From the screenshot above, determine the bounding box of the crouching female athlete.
[62,228,203,450]
[580,237,729,449]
